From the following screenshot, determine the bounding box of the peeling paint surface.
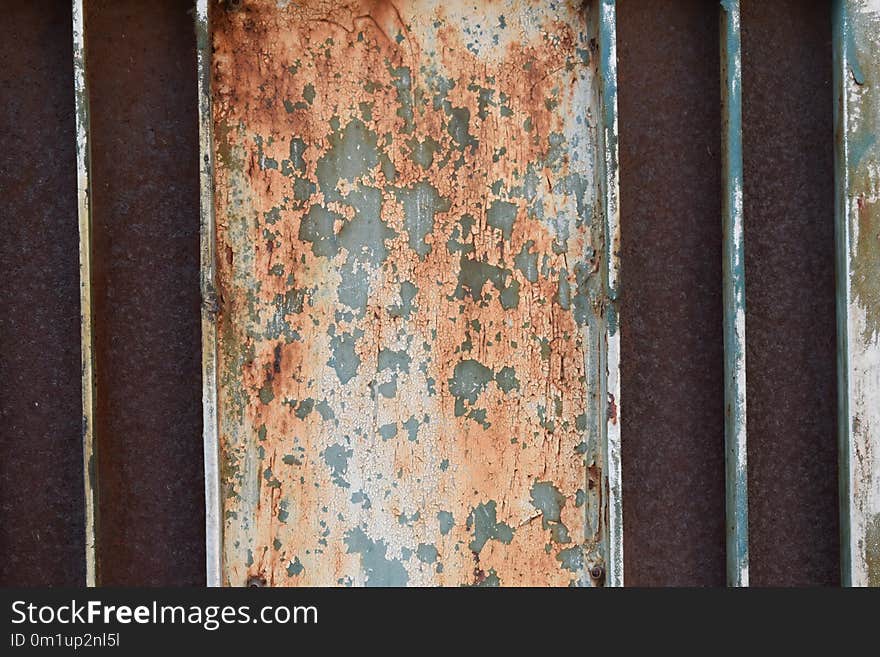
[209,0,613,586]
[835,0,880,587]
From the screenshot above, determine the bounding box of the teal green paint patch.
[299,205,341,258]
[454,256,511,304]
[499,279,520,310]
[263,206,283,225]
[487,199,517,240]
[315,119,380,193]
[389,65,414,133]
[571,262,593,326]
[446,106,477,151]
[263,466,281,489]
[402,416,421,442]
[322,443,353,488]
[514,241,539,283]
[556,269,571,310]
[302,83,316,104]
[379,423,398,440]
[388,281,418,319]
[258,380,274,404]
[449,359,493,404]
[344,527,409,587]
[556,546,583,572]
[282,454,302,466]
[397,510,420,526]
[294,397,314,419]
[337,259,369,315]
[530,480,570,543]
[395,181,450,259]
[377,379,397,398]
[438,510,454,535]
[337,185,396,264]
[328,330,361,384]
[417,543,439,564]
[351,491,372,509]
[286,557,305,577]
[467,501,514,553]
[495,366,520,393]
[316,399,336,421]
[288,137,307,172]
[406,136,442,169]
[378,348,412,374]
[471,568,500,587]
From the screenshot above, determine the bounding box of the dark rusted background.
[86,0,204,585]
[741,0,839,586]
[618,0,726,586]
[0,1,85,587]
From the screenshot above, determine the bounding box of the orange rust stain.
[212,0,605,586]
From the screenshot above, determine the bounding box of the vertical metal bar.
[834,0,880,588]
[598,0,623,588]
[196,0,222,588]
[720,0,749,587]
[72,0,98,587]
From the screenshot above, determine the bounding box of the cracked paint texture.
[211,0,610,586]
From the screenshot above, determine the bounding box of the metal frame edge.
[196,0,223,588]
[720,0,749,588]
[73,0,99,588]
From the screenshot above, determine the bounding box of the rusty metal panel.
[78,0,205,587]
[617,0,726,587]
[834,0,880,587]
[0,0,84,587]
[201,0,621,587]
[741,0,838,587]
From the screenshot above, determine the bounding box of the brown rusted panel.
[0,1,84,587]
[741,0,839,587]
[211,0,612,586]
[86,0,205,585]
[617,0,726,586]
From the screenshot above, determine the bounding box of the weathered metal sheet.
[0,0,84,587]
[720,0,748,587]
[81,0,205,586]
[203,0,620,586]
[617,0,726,587]
[740,0,838,587]
[834,0,880,587]
[72,0,99,588]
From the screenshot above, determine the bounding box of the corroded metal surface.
[719,0,748,587]
[834,0,880,587]
[83,0,205,586]
[207,0,617,586]
[617,0,726,587]
[741,0,839,587]
[0,1,84,587]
